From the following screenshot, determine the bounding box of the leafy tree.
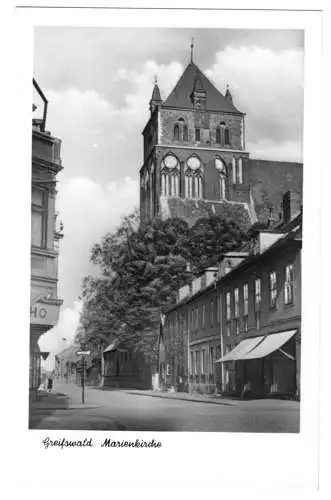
[76,211,247,365]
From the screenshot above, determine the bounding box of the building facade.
[30,79,63,389]
[162,193,302,398]
[139,56,302,230]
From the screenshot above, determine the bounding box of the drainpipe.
[219,291,225,393]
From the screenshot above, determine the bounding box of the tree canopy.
[76,211,248,363]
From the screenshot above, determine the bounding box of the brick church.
[140,52,303,229]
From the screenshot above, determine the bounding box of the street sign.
[76,351,90,356]
[40,352,50,361]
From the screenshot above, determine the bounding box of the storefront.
[217,329,299,398]
[30,299,61,389]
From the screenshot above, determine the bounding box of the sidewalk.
[29,386,98,411]
[123,389,237,406]
[123,389,300,409]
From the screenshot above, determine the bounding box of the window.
[195,128,201,142]
[243,283,249,316]
[285,264,294,304]
[255,311,261,330]
[174,124,179,140]
[226,323,231,337]
[244,316,248,333]
[224,127,230,145]
[269,271,277,308]
[183,125,188,141]
[202,304,206,326]
[31,187,47,247]
[216,127,221,144]
[209,347,214,373]
[195,351,199,373]
[210,300,214,325]
[232,157,236,184]
[235,318,240,335]
[216,298,219,322]
[201,350,206,374]
[255,278,262,310]
[190,351,194,374]
[238,158,243,184]
[226,292,231,321]
[219,174,226,200]
[195,306,199,329]
[234,288,239,318]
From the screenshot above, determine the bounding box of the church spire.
[149,75,162,113]
[225,83,233,103]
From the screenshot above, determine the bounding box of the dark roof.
[166,222,302,315]
[249,159,303,224]
[160,197,252,230]
[150,83,162,102]
[163,62,242,114]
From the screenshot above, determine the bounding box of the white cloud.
[39,300,83,353]
[206,46,304,160]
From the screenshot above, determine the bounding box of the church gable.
[163,62,242,114]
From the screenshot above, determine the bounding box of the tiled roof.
[160,196,252,230]
[163,62,242,114]
[248,159,303,224]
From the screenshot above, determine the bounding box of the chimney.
[282,191,301,225]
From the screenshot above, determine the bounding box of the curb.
[125,391,236,406]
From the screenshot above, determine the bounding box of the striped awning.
[216,336,264,362]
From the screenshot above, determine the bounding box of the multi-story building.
[162,191,302,398]
[140,53,302,230]
[30,79,63,389]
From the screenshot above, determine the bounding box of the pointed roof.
[151,83,162,102]
[163,62,242,114]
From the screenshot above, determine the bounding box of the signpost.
[76,351,90,404]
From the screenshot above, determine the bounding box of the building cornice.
[160,105,245,117]
[31,247,58,259]
[31,275,58,284]
[32,156,63,174]
[190,335,221,347]
[156,144,249,155]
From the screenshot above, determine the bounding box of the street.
[29,382,300,433]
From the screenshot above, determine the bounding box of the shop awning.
[241,329,297,360]
[216,336,264,362]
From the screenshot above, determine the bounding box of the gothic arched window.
[216,127,221,144]
[224,127,230,146]
[185,156,203,199]
[232,156,236,184]
[174,124,180,141]
[161,154,179,197]
[237,157,243,184]
[183,125,188,142]
[216,158,227,200]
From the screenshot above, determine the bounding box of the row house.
[161,191,302,398]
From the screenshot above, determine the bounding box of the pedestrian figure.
[47,377,53,392]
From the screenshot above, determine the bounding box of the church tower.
[140,46,251,228]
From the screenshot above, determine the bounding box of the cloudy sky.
[34,27,304,355]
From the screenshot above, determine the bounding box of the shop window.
[285,264,294,304]
[31,187,47,248]
[269,271,277,308]
[243,283,249,316]
[226,292,231,320]
[201,350,206,374]
[255,278,262,310]
[234,288,239,318]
